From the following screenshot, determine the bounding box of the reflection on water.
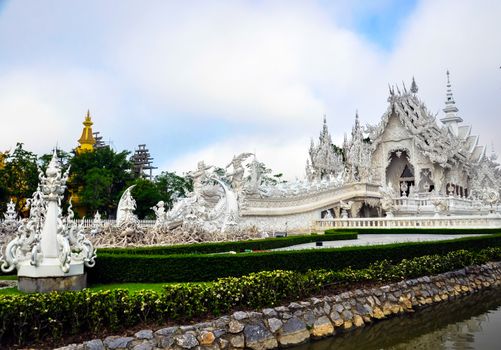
[293,288,501,350]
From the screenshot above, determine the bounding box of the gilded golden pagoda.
[76,110,96,154]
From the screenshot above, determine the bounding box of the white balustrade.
[315,215,501,230]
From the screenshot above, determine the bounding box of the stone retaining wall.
[57,262,501,350]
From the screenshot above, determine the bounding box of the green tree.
[79,168,113,215]
[0,143,39,217]
[130,178,162,219]
[155,171,193,208]
[68,147,133,218]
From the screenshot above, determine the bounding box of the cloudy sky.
[0,0,500,179]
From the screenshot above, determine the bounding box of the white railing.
[391,196,501,217]
[74,219,157,227]
[315,215,501,230]
[0,218,158,227]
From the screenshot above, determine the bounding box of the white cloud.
[164,133,311,181]
[0,0,500,178]
[0,68,122,154]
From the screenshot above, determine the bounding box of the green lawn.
[0,275,17,280]
[0,287,22,295]
[0,281,191,295]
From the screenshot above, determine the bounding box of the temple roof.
[368,85,482,168]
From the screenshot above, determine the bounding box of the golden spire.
[76,110,96,154]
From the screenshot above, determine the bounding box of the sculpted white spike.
[0,151,95,292]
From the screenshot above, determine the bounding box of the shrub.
[88,233,501,283]
[98,232,357,256]
[1,247,500,347]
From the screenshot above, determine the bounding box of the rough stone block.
[311,316,334,338]
[135,330,154,340]
[278,317,310,346]
[267,318,283,333]
[228,334,245,348]
[244,323,277,350]
[103,336,134,349]
[228,320,245,333]
[199,331,216,345]
[175,332,199,349]
[84,339,105,350]
[18,274,87,293]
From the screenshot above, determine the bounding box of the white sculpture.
[152,201,167,227]
[4,199,17,222]
[379,183,397,217]
[187,161,212,196]
[90,211,103,236]
[226,153,253,195]
[0,151,95,291]
[339,200,353,219]
[116,185,139,228]
[245,156,264,195]
[0,199,19,246]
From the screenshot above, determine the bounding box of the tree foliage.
[0,143,39,217]
[130,178,162,219]
[68,147,133,218]
[155,171,193,207]
[0,143,194,219]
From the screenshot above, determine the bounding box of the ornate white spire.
[1,151,95,290]
[352,110,361,138]
[410,76,418,94]
[308,115,343,180]
[440,70,463,135]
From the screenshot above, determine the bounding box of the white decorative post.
[0,151,96,292]
[4,199,17,222]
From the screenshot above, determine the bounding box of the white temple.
[124,72,498,235]
[7,72,497,250]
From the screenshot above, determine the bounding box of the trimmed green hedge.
[98,232,357,256]
[88,233,501,283]
[2,247,500,347]
[324,227,501,235]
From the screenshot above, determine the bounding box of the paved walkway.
[274,234,486,251]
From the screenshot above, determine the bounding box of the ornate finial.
[84,110,93,124]
[4,199,17,222]
[410,77,418,94]
[321,114,329,137]
[41,151,69,201]
[444,70,458,109]
[491,141,498,161]
[441,70,462,130]
[77,110,96,153]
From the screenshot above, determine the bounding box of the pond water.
[291,287,501,350]
[275,234,486,251]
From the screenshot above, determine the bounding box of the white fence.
[392,196,498,215]
[0,219,158,228]
[74,219,157,227]
[315,215,501,230]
